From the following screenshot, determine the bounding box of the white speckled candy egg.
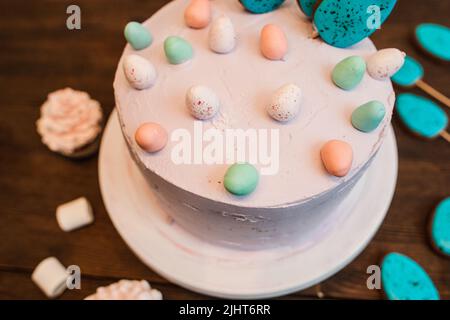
[267,84,302,122]
[123,54,157,90]
[186,85,220,120]
[367,48,406,81]
[209,15,236,54]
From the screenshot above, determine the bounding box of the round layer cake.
[114,0,396,249]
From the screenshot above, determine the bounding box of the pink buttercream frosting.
[37,88,103,154]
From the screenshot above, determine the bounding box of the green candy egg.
[351,101,386,133]
[224,163,259,196]
[124,22,153,51]
[164,36,194,65]
[332,56,366,90]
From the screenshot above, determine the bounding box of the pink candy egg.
[184,0,211,29]
[320,140,353,177]
[135,123,168,153]
[260,24,288,61]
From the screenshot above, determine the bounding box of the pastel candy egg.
[124,22,153,51]
[267,84,302,122]
[320,140,353,177]
[135,123,168,153]
[224,163,259,196]
[164,36,194,65]
[186,85,220,120]
[381,252,440,300]
[239,0,286,14]
[209,15,236,54]
[351,101,386,133]
[332,56,366,90]
[391,55,424,87]
[314,0,398,48]
[123,55,157,90]
[430,197,450,257]
[367,48,406,81]
[297,0,318,18]
[415,23,450,62]
[184,0,211,29]
[396,93,448,139]
[260,24,288,61]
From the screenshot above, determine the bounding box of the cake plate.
[98,110,398,299]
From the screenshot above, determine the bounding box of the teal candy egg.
[164,36,194,65]
[351,101,386,133]
[396,93,448,139]
[431,197,450,257]
[391,55,424,87]
[381,252,440,300]
[332,56,366,90]
[224,163,259,196]
[415,23,450,62]
[124,22,153,51]
[239,0,286,14]
[297,0,317,18]
[314,0,397,48]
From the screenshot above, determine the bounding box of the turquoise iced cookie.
[391,55,424,87]
[351,101,386,133]
[239,0,285,14]
[124,22,153,51]
[332,56,366,90]
[164,36,194,65]
[381,253,440,300]
[297,0,317,18]
[224,163,259,196]
[430,197,450,257]
[415,23,450,62]
[396,93,448,139]
[314,0,397,48]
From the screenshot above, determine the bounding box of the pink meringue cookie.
[85,280,163,300]
[36,88,103,155]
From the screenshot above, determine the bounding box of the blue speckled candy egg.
[396,93,448,139]
[239,0,286,14]
[391,55,424,87]
[415,23,450,62]
[381,252,440,300]
[313,0,397,48]
[430,197,450,257]
[297,0,317,18]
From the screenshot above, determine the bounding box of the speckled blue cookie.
[430,197,450,257]
[381,252,440,300]
[313,0,397,48]
[415,23,450,62]
[391,55,424,87]
[239,0,286,14]
[297,0,318,18]
[396,93,448,139]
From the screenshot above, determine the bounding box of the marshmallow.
[56,197,94,232]
[31,257,68,299]
[85,280,163,300]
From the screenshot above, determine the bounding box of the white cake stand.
[98,110,398,299]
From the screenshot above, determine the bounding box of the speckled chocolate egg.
[267,84,302,122]
[186,85,220,120]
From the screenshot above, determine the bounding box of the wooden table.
[0,0,449,300]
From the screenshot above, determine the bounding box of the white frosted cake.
[113,0,397,249]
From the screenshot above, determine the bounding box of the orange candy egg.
[135,123,168,153]
[184,0,211,29]
[260,24,288,61]
[320,140,353,177]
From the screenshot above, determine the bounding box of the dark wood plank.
[0,0,449,300]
